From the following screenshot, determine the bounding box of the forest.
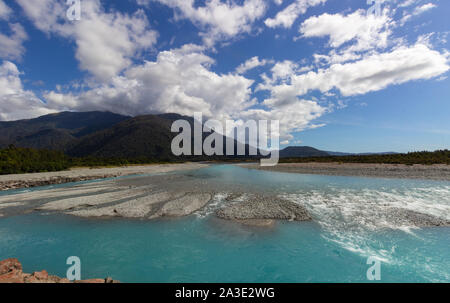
[280,150,450,165]
[1,145,449,175]
[0,145,176,175]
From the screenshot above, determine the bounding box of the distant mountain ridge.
[0,111,399,160]
[0,111,130,151]
[0,112,253,160]
[279,146,330,158]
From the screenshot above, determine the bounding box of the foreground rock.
[216,195,312,225]
[240,163,450,181]
[0,258,119,283]
[387,208,450,227]
[0,163,209,191]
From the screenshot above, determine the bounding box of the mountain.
[67,114,180,159]
[0,111,255,160]
[325,151,399,156]
[67,113,254,160]
[324,151,353,156]
[279,146,330,158]
[0,111,398,161]
[0,111,130,150]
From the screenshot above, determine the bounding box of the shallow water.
[0,165,449,282]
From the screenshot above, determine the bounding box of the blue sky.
[0,0,449,152]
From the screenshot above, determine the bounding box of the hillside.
[280,146,330,158]
[0,111,130,150]
[280,150,450,165]
[67,114,179,159]
[0,111,257,161]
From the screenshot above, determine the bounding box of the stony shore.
[216,195,312,226]
[239,162,450,181]
[0,258,119,283]
[0,163,209,191]
[0,163,448,228]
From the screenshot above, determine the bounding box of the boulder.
[0,258,22,275]
[0,258,119,283]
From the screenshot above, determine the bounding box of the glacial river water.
[0,165,449,282]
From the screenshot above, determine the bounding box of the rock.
[32,270,49,280]
[105,277,120,283]
[0,258,24,283]
[216,195,312,223]
[235,219,276,227]
[0,271,25,283]
[387,208,450,227]
[152,193,212,218]
[0,258,22,275]
[74,279,107,283]
[0,258,119,283]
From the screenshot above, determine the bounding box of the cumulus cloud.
[7,0,448,144]
[0,23,28,60]
[235,56,271,74]
[43,44,329,143]
[299,9,391,52]
[259,43,449,101]
[250,40,449,142]
[45,44,255,119]
[17,0,158,80]
[400,2,437,25]
[0,61,55,121]
[265,0,327,29]
[398,0,418,8]
[240,100,328,143]
[0,0,12,20]
[139,0,266,47]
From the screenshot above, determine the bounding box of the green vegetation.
[0,145,179,175]
[1,146,449,175]
[280,150,450,165]
[0,145,70,175]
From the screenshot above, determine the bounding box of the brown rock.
[0,271,25,283]
[23,275,40,283]
[33,270,49,280]
[75,279,106,283]
[0,258,119,283]
[0,258,22,275]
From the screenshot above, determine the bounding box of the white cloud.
[17,0,158,81]
[44,43,329,142]
[240,100,328,143]
[299,9,391,52]
[0,0,12,20]
[0,23,28,60]
[270,60,300,81]
[414,3,437,14]
[398,0,418,8]
[0,61,55,121]
[140,0,267,47]
[259,43,449,100]
[265,0,327,29]
[400,2,437,25]
[45,44,255,120]
[235,56,271,74]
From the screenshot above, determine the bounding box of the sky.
[0,0,449,153]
